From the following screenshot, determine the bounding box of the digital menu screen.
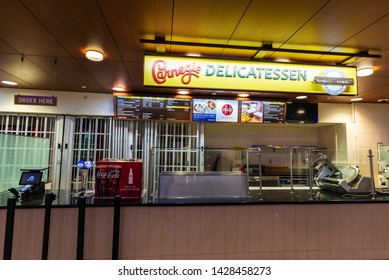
[115,96,191,121]
[262,101,285,123]
[192,99,239,123]
[240,101,285,123]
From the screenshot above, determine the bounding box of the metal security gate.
[0,113,203,196]
[0,114,57,192]
[66,118,202,196]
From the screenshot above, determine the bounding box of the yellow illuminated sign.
[144,55,358,95]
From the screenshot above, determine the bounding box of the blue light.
[77,160,85,168]
[84,160,93,169]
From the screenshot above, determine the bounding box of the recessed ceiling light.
[113,86,125,91]
[212,92,217,96]
[238,93,249,97]
[186,52,201,57]
[296,95,307,99]
[81,85,87,89]
[350,97,363,102]
[274,58,290,63]
[85,50,104,61]
[378,98,389,103]
[357,67,374,77]
[178,90,189,95]
[1,80,18,86]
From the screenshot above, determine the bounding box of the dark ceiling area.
[1,0,389,103]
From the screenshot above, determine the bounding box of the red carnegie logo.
[151,59,201,85]
[222,104,233,116]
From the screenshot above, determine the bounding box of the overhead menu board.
[262,101,285,123]
[240,101,285,123]
[115,96,191,121]
[192,99,239,123]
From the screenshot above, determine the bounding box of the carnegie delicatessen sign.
[144,55,357,96]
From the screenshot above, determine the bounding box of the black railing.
[2,195,124,260]
[3,198,17,260]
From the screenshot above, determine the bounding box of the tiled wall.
[352,104,389,178]
[204,123,320,149]
[3,203,389,260]
[204,123,320,168]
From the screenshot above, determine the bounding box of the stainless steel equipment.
[313,157,371,194]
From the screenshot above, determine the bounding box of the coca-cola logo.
[151,59,201,85]
[96,170,120,179]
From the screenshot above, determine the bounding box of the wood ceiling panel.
[98,0,173,62]
[288,0,389,47]
[230,0,329,44]
[0,40,18,54]
[172,0,251,40]
[21,0,121,60]
[0,1,69,57]
[358,76,389,93]
[124,62,143,90]
[0,54,69,90]
[26,56,105,93]
[77,60,133,93]
[358,84,389,102]
[342,14,389,51]
[0,69,35,89]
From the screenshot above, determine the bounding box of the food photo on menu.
[241,101,264,123]
[192,99,217,122]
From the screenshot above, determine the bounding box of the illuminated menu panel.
[115,96,191,121]
[192,99,239,123]
[240,101,285,123]
[262,101,285,123]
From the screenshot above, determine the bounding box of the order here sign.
[14,95,57,106]
[143,55,358,96]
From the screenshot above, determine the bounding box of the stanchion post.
[42,193,56,260]
[368,149,376,199]
[76,197,86,260]
[257,148,263,201]
[3,198,17,260]
[112,195,122,260]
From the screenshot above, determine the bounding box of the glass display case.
[147,146,380,203]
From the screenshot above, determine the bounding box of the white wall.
[0,88,114,116]
[318,103,352,123]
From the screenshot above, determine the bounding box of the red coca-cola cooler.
[95,160,142,198]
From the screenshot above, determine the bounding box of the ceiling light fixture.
[186,52,201,57]
[296,95,307,99]
[1,80,18,86]
[357,67,374,77]
[85,50,104,61]
[178,90,189,95]
[350,97,363,102]
[238,93,249,97]
[113,86,125,91]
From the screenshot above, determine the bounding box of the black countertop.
[1,187,389,208]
